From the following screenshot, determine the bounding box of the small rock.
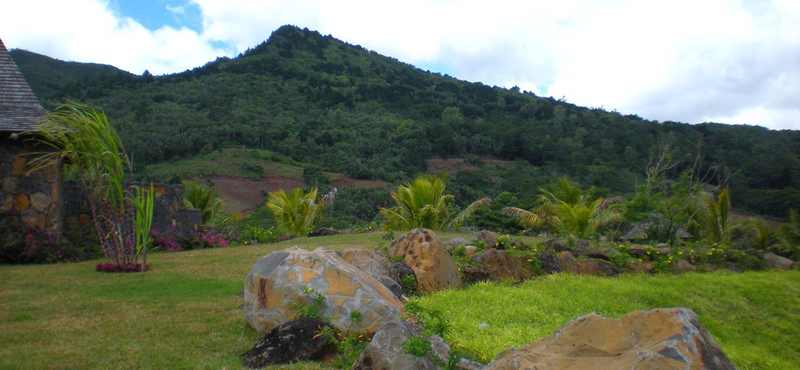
[626,260,653,273]
[443,237,472,250]
[463,245,478,256]
[240,318,337,368]
[556,251,579,274]
[764,252,794,270]
[352,319,450,370]
[309,227,338,237]
[471,249,528,282]
[460,264,491,284]
[475,230,500,248]
[675,259,697,273]
[535,253,563,274]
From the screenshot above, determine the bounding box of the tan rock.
[244,247,404,336]
[764,253,793,270]
[627,259,653,273]
[470,249,528,282]
[675,259,697,273]
[487,308,737,370]
[30,192,50,212]
[341,249,402,297]
[11,156,26,176]
[388,229,461,293]
[557,251,579,274]
[13,194,29,211]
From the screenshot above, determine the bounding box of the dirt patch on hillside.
[427,157,513,176]
[328,176,388,188]
[212,175,387,217]
[211,177,306,217]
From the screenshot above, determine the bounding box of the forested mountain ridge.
[10,25,800,218]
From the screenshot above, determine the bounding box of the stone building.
[0,38,61,232]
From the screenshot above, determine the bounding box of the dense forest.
[11,25,800,220]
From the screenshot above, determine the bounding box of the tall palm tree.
[380,174,489,231]
[182,180,223,224]
[266,187,335,236]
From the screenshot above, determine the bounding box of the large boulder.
[239,318,337,368]
[486,307,737,370]
[471,249,528,282]
[764,252,794,270]
[388,229,461,293]
[243,247,404,335]
[341,249,403,298]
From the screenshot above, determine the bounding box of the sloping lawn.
[0,233,797,370]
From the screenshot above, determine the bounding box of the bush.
[151,225,182,252]
[180,228,229,250]
[0,213,98,264]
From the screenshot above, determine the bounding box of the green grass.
[0,233,797,369]
[144,148,305,181]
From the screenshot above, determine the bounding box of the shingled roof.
[0,38,46,132]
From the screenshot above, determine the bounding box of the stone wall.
[0,137,60,231]
[63,182,202,240]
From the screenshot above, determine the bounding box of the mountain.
[9,48,134,100]
[11,25,800,219]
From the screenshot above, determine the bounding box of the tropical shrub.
[181,179,223,224]
[380,174,489,231]
[0,212,98,264]
[266,187,336,236]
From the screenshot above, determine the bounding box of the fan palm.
[380,175,489,231]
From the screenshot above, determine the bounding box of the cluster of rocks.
[240,228,750,369]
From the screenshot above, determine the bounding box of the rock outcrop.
[243,247,404,335]
[388,229,461,293]
[486,307,737,370]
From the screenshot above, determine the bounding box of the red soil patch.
[212,175,387,217]
[211,176,306,217]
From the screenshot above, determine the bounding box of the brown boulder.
[627,260,654,273]
[487,307,737,370]
[764,252,794,270]
[675,259,697,273]
[388,229,461,293]
[471,249,528,282]
[556,251,579,274]
[460,264,490,284]
[243,247,404,336]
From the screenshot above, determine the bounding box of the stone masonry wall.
[63,182,202,240]
[0,137,60,231]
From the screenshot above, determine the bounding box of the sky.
[2,0,799,130]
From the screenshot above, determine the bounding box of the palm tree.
[380,174,489,231]
[742,217,779,251]
[701,187,731,243]
[504,176,622,238]
[266,187,335,236]
[776,209,800,258]
[182,180,223,224]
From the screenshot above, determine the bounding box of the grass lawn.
[1,233,798,370]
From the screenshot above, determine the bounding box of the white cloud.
[2,0,798,130]
[1,0,225,75]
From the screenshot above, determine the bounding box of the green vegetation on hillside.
[13,25,800,219]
